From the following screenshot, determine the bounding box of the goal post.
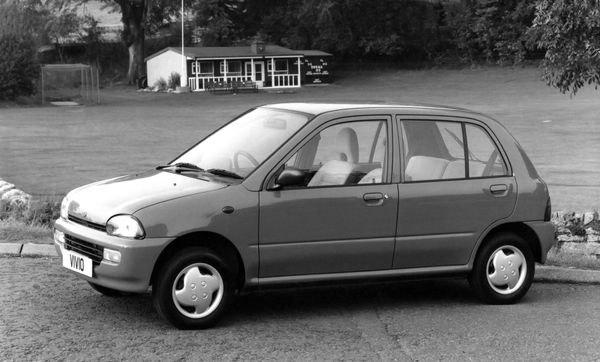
[41,64,100,105]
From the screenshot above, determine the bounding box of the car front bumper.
[54,217,170,293]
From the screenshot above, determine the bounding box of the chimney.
[251,37,266,54]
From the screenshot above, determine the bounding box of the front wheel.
[469,233,534,304]
[152,248,233,329]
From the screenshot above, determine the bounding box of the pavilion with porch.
[145,40,331,91]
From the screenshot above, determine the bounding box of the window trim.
[220,60,242,75]
[395,116,511,183]
[267,59,289,74]
[192,61,214,76]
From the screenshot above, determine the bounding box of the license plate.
[62,248,93,278]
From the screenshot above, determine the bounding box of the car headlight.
[60,196,70,220]
[106,215,145,239]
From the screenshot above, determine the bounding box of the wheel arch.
[477,222,543,263]
[150,231,246,291]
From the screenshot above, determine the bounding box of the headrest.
[335,127,359,163]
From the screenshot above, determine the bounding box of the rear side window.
[401,120,508,182]
[465,124,508,177]
[401,120,465,181]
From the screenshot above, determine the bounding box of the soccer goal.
[40,64,100,104]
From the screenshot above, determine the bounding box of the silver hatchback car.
[54,103,555,329]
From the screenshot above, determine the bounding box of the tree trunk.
[126,29,145,84]
[118,0,148,85]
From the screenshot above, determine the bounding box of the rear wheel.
[469,232,534,304]
[152,247,233,329]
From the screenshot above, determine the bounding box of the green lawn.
[0,66,598,211]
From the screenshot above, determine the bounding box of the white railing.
[270,74,300,88]
[188,75,251,91]
[188,73,301,91]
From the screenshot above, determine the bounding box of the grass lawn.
[0,66,599,211]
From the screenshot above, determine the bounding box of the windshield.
[172,108,309,178]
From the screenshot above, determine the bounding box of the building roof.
[297,50,333,57]
[145,46,332,62]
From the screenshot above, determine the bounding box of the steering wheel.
[233,150,259,171]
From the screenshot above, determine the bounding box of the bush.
[0,34,39,100]
[167,72,181,89]
[0,195,60,227]
[153,77,167,91]
[23,198,61,226]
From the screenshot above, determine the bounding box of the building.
[145,40,332,91]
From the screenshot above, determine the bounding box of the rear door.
[393,116,517,269]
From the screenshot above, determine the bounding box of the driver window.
[282,120,387,187]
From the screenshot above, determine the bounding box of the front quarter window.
[173,108,309,178]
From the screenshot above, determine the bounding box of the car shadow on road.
[74,277,556,329]
[221,278,477,326]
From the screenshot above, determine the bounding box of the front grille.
[68,214,106,232]
[64,234,104,265]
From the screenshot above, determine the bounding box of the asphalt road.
[2,257,600,361]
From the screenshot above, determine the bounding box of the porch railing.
[188,75,251,91]
[271,74,300,88]
[188,73,301,91]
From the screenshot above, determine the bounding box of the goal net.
[40,64,99,104]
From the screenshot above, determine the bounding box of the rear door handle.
[490,184,508,196]
[363,192,386,206]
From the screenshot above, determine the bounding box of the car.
[54,103,555,329]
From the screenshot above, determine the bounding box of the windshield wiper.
[206,168,244,179]
[156,162,205,173]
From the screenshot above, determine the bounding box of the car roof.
[262,102,480,117]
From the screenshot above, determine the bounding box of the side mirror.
[271,168,305,190]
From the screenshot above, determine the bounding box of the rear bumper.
[524,221,556,264]
[54,218,170,293]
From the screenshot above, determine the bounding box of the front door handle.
[490,184,508,196]
[363,192,386,206]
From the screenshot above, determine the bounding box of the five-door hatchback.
[54,103,555,329]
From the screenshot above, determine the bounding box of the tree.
[44,7,85,63]
[0,1,41,99]
[531,0,600,94]
[86,0,183,85]
[116,0,149,84]
[191,0,241,46]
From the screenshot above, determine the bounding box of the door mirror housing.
[272,168,305,190]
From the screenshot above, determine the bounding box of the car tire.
[88,282,124,297]
[152,247,233,329]
[469,232,534,304]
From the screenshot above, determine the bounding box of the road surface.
[1,257,599,361]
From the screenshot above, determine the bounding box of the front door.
[259,117,397,278]
[246,61,264,87]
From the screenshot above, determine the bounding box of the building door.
[253,62,264,87]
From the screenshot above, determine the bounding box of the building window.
[267,59,288,74]
[192,62,214,76]
[220,61,242,75]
